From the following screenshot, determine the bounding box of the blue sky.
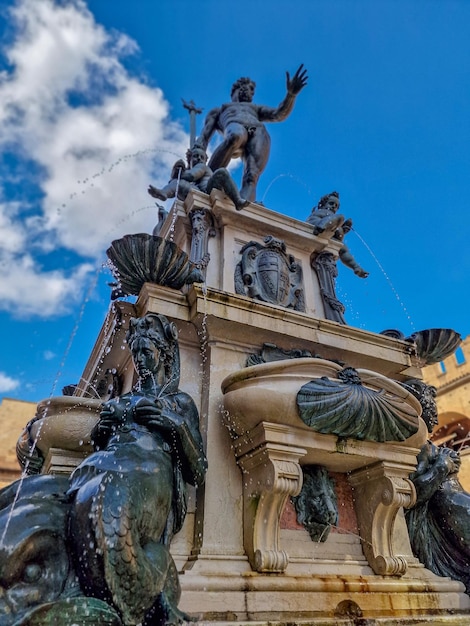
[0,0,469,403]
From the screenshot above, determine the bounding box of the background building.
[423,335,470,490]
[0,398,36,488]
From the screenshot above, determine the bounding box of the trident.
[182,98,203,148]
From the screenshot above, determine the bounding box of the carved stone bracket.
[348,462,417,577]
[235,441,307,573]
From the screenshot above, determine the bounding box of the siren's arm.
[134,395,207,486]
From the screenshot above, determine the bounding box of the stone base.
[186,618,470,626]
[178,529,470,623]
[178,560,470,624]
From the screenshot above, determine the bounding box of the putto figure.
[148,145,249,211]
[307,191,369,278]
[68,313,207,625]
[195,65,308,203]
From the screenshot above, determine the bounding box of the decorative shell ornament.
[297,366,422,442]
[106,234,204,297]
[409,328,462,365]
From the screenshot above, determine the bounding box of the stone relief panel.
[234,235,305,311]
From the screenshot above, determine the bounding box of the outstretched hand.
[286,64,308,95]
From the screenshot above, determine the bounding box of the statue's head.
[317,191,340,213]
[188,145,207,167]
[0,475,80,623]
[126,314,180,391]
[0,475,123,624]
[403,379,438,432]
[231,77,256,102]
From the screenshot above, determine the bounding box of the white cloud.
[0,372,20,393]
[0,251,94,317]
[0,0,189,317]
[43,350,55,360]
[0,202,26,253]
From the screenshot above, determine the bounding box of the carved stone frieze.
[246,342,314,367]
[235,236,305,311]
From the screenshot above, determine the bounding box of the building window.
[455,347,466,366]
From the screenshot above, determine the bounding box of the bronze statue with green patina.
[307,191,368,278]
[404,380,470,594]
[68,313,207,625]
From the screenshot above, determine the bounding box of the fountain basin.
[221,358,423,442]
[31,396,102,462]
[107,233,203,297]
[410,328,461,365]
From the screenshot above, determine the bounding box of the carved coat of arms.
[235,236,305,311]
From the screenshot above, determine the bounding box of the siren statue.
[0,313,207,626]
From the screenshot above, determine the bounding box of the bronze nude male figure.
[195,65,308,203]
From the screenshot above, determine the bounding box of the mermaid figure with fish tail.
[68,313,207,625]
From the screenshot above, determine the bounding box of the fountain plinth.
[68,189,468,623]
[7,188,469,625]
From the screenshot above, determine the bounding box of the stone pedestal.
[44,191,469,624]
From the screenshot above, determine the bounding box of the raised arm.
[196,107,221,150]
[258,64,308,122]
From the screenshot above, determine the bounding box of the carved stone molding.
[348,462,417,577]
[235,441,306,573]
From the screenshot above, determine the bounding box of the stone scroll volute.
[235,441,306,573]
